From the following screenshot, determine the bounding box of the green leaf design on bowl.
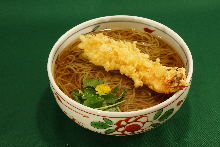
[103,118,113,125]
[91,121,110,129]
[91,118,115,134]
[158,108,174,122]
[105,129,115,134]
[153,108,163,120]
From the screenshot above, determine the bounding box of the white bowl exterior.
[51,83,190,135]
[47,15,193,136]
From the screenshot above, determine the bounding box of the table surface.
[1,0,220,146]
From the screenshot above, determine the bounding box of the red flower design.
[144,27,155,33]
[125,124,141,132]
[115,115,148,135]
[177,100,184,106]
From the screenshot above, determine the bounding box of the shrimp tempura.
[78,33,187,93]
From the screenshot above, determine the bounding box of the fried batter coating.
[78,33,187,93]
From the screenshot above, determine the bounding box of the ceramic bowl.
[47,15,193,136]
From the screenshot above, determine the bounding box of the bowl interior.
[51,19,189,78]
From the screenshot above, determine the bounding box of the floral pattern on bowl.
[51,83,189,136]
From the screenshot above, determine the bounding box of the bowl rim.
[47,15,193,117]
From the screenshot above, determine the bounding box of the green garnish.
[118,89,128,100]
[71,78,127,112]
[96,100,125,110]
[72,90,82,103]
[83,78,104,88]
